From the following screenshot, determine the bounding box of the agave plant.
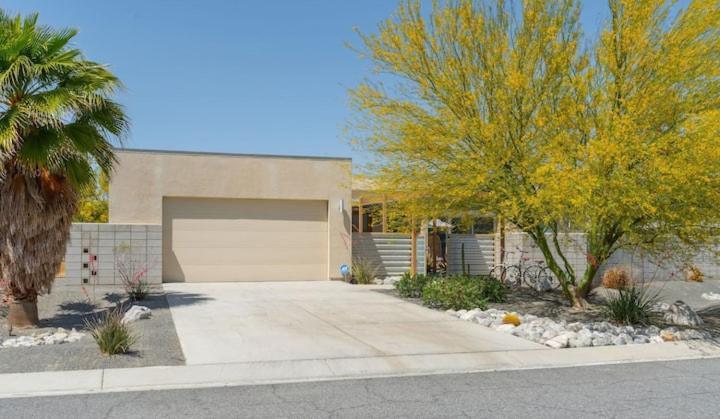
[0,12,128,327]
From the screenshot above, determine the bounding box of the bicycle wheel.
[522,265,542,290]
[489,265,505,281]
[503,265,522,288]
[542,267,561,290]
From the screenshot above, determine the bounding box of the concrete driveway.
[164,281,543,366]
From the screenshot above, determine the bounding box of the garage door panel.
[170,264,326,283]
[171,218,327,233]
[163,197,328,282]
[165,199,327,222]
[170,246,327,265]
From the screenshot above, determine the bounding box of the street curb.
[0,340,718,399]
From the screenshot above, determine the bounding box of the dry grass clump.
[602,267,632,290]
[686,266,704,282]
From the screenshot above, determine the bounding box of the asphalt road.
[2,358,719,418]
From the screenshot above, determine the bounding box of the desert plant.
[422,277,488,310]
[502,312,522,326]
[421,275,505,310]
[0,11,128,327]
[395,272,430,298]
[84,305,137,355]
[115,244,151,300]
[602,267,632,290]
[477,276,507,303]
[603,286,661,326]
[351,257,378,284]
[686,266,704,282]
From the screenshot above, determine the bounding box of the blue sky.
[3,1,618,161]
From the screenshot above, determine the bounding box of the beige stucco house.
[109,149,352,283]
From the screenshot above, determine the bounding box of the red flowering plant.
[115,244,153,301]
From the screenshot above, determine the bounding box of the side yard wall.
[497,232,720,283]
[447,234,495,275]
[59,223,162,286]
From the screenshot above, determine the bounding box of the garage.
[109,149,351,284]
[162,197,328,282]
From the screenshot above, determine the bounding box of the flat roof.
[115,147,352,162]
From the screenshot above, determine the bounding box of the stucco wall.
[108,149,352,280]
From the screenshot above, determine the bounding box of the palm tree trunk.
[0,164,77,328]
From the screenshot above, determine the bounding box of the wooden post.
[410,217,417,276]
[358,198,365,233]
[431,219,437,273]
[499,216,506,266]
[381,196,388,233]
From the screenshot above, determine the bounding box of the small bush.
[351,257,379,284]
[602,267,632,290]
[686,266,704,282]
[502,312,522,326]
[84,306,138,355]
[395,273,430,298]
[422,275,506,310]
[603,286,660,325]
[116,243,152,300]
[125,279,150,301]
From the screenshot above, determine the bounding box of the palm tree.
[0,12,128,327]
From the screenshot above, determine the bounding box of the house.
[104,148,352,283]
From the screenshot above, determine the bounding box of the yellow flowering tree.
[74,169,109,223]
[351,0,720,307]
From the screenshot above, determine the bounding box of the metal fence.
[352,233,426,278]
[446,234,495,275]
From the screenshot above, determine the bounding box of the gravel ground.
[0,286,185,373]
[378,280,720,338]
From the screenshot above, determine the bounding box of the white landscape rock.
[122,305,152,324]
[662,301,703,326]
[701,292,720,301]
[0,327,85,349]
[447,305,711,349]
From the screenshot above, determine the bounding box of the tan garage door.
[163,197,328,282]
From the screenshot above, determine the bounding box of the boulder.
[460,309,481,321]
[122,305,152,324]
[663,301,703,326]
[495,324,516,333]
[612,333,633,346]
[633,335,651,344]
[591,332,613,347]
[701,292,720,301]
[569,329,593,348]
[545,334,570,349]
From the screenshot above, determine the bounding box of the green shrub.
[84,305,138,355]
[352,257,379,284]
[603,286,660,325]
[395,273,431,298]
[422,275,506,310]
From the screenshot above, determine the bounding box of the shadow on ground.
[0,287,214,374]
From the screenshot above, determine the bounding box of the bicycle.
[489,246,557,291]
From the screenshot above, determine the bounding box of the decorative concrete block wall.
[61,223,162,285]
[501,232,720,283]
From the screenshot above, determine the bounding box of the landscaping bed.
[380,275,720,349]
[0,286,184,373]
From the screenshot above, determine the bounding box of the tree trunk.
[570,286,589,309]
[8,297,39,329]
[0,165,77,328]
